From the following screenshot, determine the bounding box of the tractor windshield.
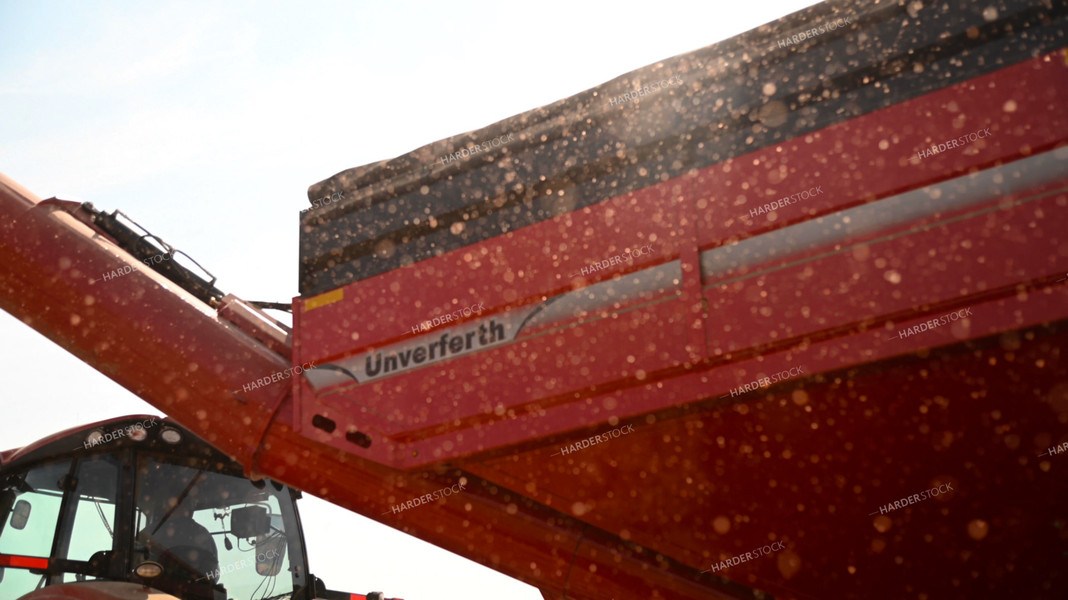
[133,454,301,600]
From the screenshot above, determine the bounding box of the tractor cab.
[0,416,371,600]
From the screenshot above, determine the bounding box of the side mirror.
[255,534,287,577]
[231,506,269,538]
[10,500,31,530]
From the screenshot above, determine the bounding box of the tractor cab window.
[0,455,120,598]
[133,455,298,600]
[56,456,120,583]
[0,460,69,598]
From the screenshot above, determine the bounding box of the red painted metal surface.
[294,50,1068,471]
[0,554,50,570]
[2,42,1066,600]
[288,49,1068,598]
[0,177,290,468]
[0,183,743,598]
[18,582,177,600]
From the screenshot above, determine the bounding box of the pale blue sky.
[0,1,819,598]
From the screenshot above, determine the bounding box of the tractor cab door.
[0,454,122,599]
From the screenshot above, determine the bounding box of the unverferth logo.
[303,310,530,389]
[367,320,507,378]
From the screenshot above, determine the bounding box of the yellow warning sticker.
[303,288,344,312]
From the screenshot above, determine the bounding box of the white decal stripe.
[701,148,1067,286]
[305,261,682,390]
